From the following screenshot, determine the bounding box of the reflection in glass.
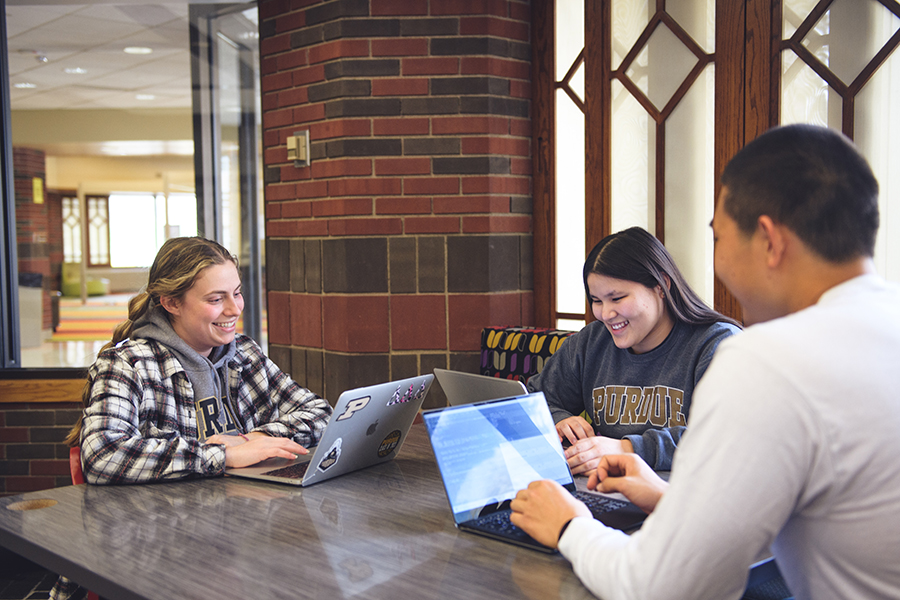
[665,65,715,304]
[781,50,832,127]
[784,0,818,38]
[667,0,715,53]
[799,0,899,85]
[854,29,900,283]
[781,0,900,287]
[611,0,715,305]
[5,3,203,367]
[556,0,585,81]
[625,23,698,111]
[612,0,650,70]
[611,79,652,234]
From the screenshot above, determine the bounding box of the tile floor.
[0,547,56,600]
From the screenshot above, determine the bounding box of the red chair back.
[69,446,85,485]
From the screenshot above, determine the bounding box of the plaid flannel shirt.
[80,334,332,484]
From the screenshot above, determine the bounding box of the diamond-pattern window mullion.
[86,195,111,268]
[615,11,711,121]
[783,0,900,137]
[559,49,586,111]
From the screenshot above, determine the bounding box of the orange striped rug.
[51,295,131,342]
[51,294,266,342]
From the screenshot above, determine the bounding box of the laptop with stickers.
[422,392,646,553]
[433,368,527,406]
[226,374,434,487]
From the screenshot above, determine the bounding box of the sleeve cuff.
[625,434,646,458]
[201,444,227,475]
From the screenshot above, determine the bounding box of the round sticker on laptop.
[378,430,401,457]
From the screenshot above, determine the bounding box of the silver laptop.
[226,374,433,487]
[422,392,646,553]
[433,368,527,406]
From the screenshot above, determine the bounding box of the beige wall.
[12,107,194,193]
[44,155,193,193]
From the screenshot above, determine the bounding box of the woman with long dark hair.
[527,227,741,472]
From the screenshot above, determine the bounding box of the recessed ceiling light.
[14,82,36,89]
[124,46,153,55]
[63,67,87,74]
[136,94,155,100]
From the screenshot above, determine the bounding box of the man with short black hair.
[510,124,900,600]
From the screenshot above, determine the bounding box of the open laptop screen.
[423,393,573,523]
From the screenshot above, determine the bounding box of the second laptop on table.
[226,374,433,487]
[433,368,527,406]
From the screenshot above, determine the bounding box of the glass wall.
[1,1,262,368]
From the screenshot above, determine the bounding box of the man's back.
[695,274,900,598]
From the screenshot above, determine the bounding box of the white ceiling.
[6,2,197,110]
[5,1,256,157]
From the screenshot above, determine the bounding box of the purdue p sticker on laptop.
[226,374,433,487]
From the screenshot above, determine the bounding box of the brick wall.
[0,402,81,496]
[13,147,53,331]
[259,0,534,408]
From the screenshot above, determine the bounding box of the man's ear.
[756,215,788,268]
[159,295,180,316]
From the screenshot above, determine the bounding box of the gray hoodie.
[131,303,239,440]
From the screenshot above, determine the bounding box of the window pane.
[665,64,716,305]
[7,3,199,368]
[612,0,650,70]
[782,0,900,287]
[556,0,585,80]
[555,89,586,316]
[851,13,900,284]
[109,194,159,268]
[611,79,653,233]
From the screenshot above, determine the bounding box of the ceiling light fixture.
[14,82,36,89]
[63,67,87,74]
[124,46,153,55]
[136,94,155,100]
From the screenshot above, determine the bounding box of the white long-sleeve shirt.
[558,274,900,600]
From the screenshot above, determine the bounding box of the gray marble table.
[0,425,598,600]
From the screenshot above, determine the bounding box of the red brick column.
[13,147,52,333]
[259,0,533,407]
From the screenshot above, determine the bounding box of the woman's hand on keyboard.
[564,435,634,476]
[224,436,310,468]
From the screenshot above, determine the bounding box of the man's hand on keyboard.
[589,454,668,514]
[509,480,592,548]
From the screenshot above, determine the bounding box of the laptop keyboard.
[572,490,629,515]
[262,461,310,480]
[470,492,628,537]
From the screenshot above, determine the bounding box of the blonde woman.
[65,236,332,484]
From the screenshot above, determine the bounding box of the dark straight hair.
[583,227,741,328]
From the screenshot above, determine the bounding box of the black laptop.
[422,392,646,553]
